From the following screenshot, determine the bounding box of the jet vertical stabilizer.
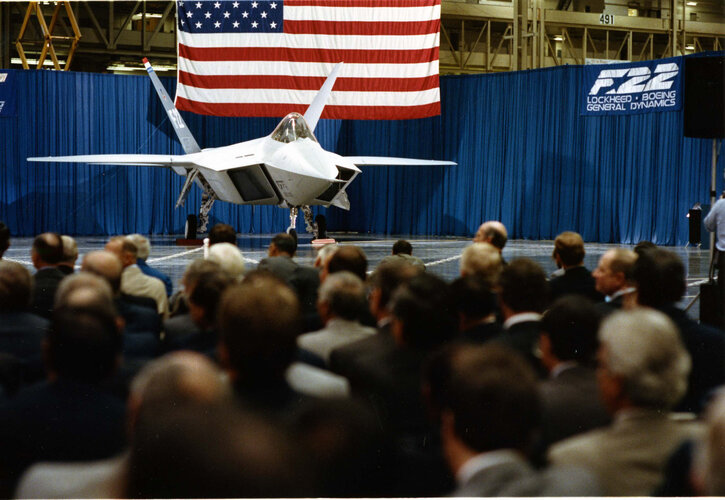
[303,62,343,133]
[143,58,200,155]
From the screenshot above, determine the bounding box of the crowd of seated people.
[0,220,724,498]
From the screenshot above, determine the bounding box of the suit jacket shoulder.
[549,266,603,302]
[31,267,65,318]
[548,411,703,496]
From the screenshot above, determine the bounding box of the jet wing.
[345,156,456,166]
[27,154,200,168]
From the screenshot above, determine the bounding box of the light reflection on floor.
[4,233,712,319]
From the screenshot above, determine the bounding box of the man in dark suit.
[0,221,9,259]
[538,296,610,452]
[428,343,600,496]
[217,275,311,414]
[82,250,161,336]
[549,231,603,302]
[329,260,421,378]
[633,248,725,414]
[164,269,233,360]
[258,233,320,329]
[0,293,126,495]
[0,261,47,384]
[338,272,456,496]
[493,258,549,376]
[57,235,78,276]
[30,232,66,319]
[592,248,638,313]
[82,250,161,360]
[450,275,501,343]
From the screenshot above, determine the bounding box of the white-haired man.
[548,308,703,496]
[206,242,246,282]
[297,271,376,366]
[460,242,503,285]
[127,234,173,296]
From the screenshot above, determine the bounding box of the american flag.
[175,0,441,119]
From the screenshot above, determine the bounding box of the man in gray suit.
[548,308,703,496]
[431,343,601,496]
[538,295,611,451]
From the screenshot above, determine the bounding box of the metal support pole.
[710,139,718,269]
[671,0,677,56]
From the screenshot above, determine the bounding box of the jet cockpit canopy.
[271,113,318,144]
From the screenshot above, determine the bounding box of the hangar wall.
[0,54,722,244]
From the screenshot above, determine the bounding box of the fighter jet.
[28,59,455,239]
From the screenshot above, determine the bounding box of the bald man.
[474,221,508,263]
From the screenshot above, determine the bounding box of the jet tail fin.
[143,58,201,154]
[303,62,343,133]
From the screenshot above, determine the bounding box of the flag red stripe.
[284,20,439,36]
[178,44,438,65]
[285,0,439,6]
[178,71,439,92]
[176,97,440,120]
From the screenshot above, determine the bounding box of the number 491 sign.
[599,14,615,25]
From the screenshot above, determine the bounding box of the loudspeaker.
[684,56,725,138]
[700,282,723,329]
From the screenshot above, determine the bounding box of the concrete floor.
[4,233,713,319]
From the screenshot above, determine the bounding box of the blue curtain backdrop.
[1,54,722,244]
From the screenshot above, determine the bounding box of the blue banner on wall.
[581,56,682,116]
[0,70,17,117]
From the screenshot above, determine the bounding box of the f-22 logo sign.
[589,62,679,95]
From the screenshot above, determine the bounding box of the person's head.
[552,231,585,268]
[268,233,297,257]
[694,390,725,496]
[390,272,455,349]
[0,261,33,312]
[54,272,115,311]
[208,223,237,246]
[45,301,122,382]
[449,274,497,331]
[325,245,367,282]
[367,260,422,321]
[540,295,602,371]
[597,308,690,414]
[31,232,63,269]
[632,248,686,307]
[634,240,657,256]
[293,398,395,497]
[126,234,151,260]
[317,271,367,323]
[218,277,301,382]
[473,221,508,251]
[188,270,234,329]
[460,242,503,284]
[127,403,307,498]
[498,258,549,316]
[313,243,338,269]
[592,248,637,296]
[0,221,9,258]
[428,343,539,472]
[180,258,221,297]
[59,235,78,268]
[105,236,138,268]
[392,240,413,256]
[81,250,123,295]
[207,242,246,281]
[127,351,232,435]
